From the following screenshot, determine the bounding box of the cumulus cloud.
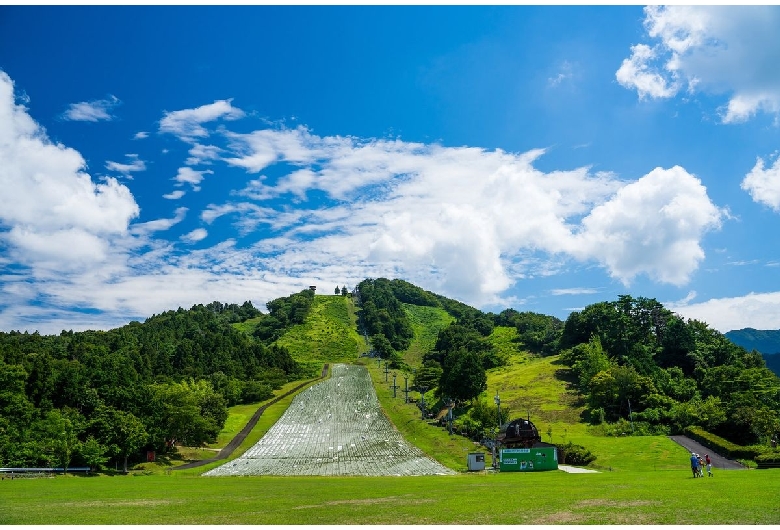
[105,154,146,176]
[134,131,149,140]
[62,95,120,122]
[741,155,780,212]
[617,6,780,122]
[159,99,245,141]
[572,166,723,286]
[0,70,151,333]
[0,71,140,269]
[616,44,679,100]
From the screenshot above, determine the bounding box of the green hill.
[272,294,368,373]
[401,302,454,366]
[726,328,780,376]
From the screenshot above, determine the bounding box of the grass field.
[2,469,778,524]
[275,295,368,366]
[402,303,454,366]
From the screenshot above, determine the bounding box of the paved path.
[668,435,746,471]
[558,465,599,473]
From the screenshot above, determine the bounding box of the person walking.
[690,452,699,478]
[697,454,705,477]
[705,454,713,477]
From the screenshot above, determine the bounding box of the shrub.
[557,442,596,466]
[755,452,780,469]
[684,426,762,460]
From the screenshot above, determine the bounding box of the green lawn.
[275,295,368,364]
[2,469,778,524]
[402,303,454,366]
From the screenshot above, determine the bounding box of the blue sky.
[2,5,780,334]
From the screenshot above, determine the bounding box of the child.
[705,454,713,477]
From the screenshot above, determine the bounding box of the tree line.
[0,297,309,472]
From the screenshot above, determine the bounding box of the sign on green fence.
[499,447,558,472]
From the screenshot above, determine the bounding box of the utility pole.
[384,361,389,382]
[446,399,454,435]
[494,391,501,469]
[403,375,410,403]
[392,373,398,398]
[420,386,428,420]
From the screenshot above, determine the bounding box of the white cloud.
[0,71,140,262]
[163,190,186,200]
[617,6,780,122]
[572,166,723,286]
[134,131,149,140]
[105,154,147,176]
[223,126,328,173]
[173,166,213,191]
[159,99,245,141]
[0,74,732,333]
[668,291,780,333]
[186,143,222,165]
[616,44,680,100]
[130,207,187,235]
[550,288,599,296]
[181,228,208,244]
[548,61,574,88]
[209,126,723,305]
[741,156,780,212]
[62,95,120,122]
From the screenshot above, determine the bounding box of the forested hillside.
[554,296,780,446]
[0,297,308,471]
[3,278,779,473]
[356,280,780,451]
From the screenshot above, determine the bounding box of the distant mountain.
[725,328,780,376]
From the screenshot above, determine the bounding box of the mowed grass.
[2,469,778,524]
[402,303,454,366]
[487,354,692,472]
[274,295,368,364]
[487,325,527,365]
[361,358,476,472]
